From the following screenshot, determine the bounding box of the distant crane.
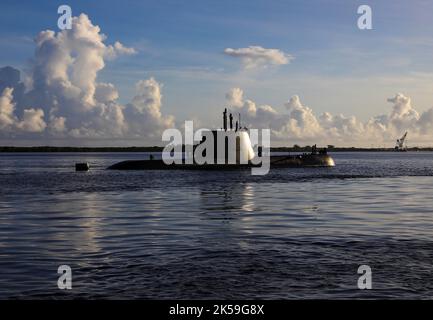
[395,132,408,151]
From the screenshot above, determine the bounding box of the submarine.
[107,109,335,171]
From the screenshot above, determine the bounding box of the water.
[1,152,433,299]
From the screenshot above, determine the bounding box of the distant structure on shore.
[395,132,408,151]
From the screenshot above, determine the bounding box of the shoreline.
[1,146,433,152]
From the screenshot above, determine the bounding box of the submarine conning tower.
[196,109,255,164]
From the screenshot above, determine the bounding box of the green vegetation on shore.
[0,146,164,152]
[1,145,433,152]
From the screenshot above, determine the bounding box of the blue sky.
[1,0,433,146]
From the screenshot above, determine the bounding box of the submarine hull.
[107,154,335,170]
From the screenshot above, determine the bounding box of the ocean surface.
[1,151,433,299]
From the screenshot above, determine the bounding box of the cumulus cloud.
[225,88,433,146]
[0,13,174,145]
[225,87,244,107]
[17,108,46,132]
[386,93,420,131]
[0,87,46,133]
[226,88,257,117]
[0,87,17,130]
[125,77,175,139]
[48,112,66,133]
[3,12,433,147]
[94,83,119,103]
[224,46,293,69]
[284,95,322,138]
[106,41,137,60]
[132,78,163,116]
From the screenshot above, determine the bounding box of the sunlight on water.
[0,152,433,298]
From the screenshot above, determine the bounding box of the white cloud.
[225,88,257,117]
[386,93,420,131]
[106,41,137,60]
[224,46,293,69]
[0,13,173,144]
[132,78,163,117]
[225,87,244,107]
[125,77,175,139]
[0,87,46,133]
[49,113,66,133]
[95,82,119,103]
[0,87,17,130]
[225,88,433,146]
[17,108,46,132]
[2,12,433,147]
[284,95,322,138]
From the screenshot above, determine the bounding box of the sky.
[1,0,433,147]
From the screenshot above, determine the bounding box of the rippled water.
[1,152,433,299]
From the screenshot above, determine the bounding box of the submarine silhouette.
[107,109,335,170]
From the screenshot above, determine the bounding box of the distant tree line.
[0,146,164,152]
[1,145,432,152]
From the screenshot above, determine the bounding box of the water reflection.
[199,182,256,217]
[2,153,433,298]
